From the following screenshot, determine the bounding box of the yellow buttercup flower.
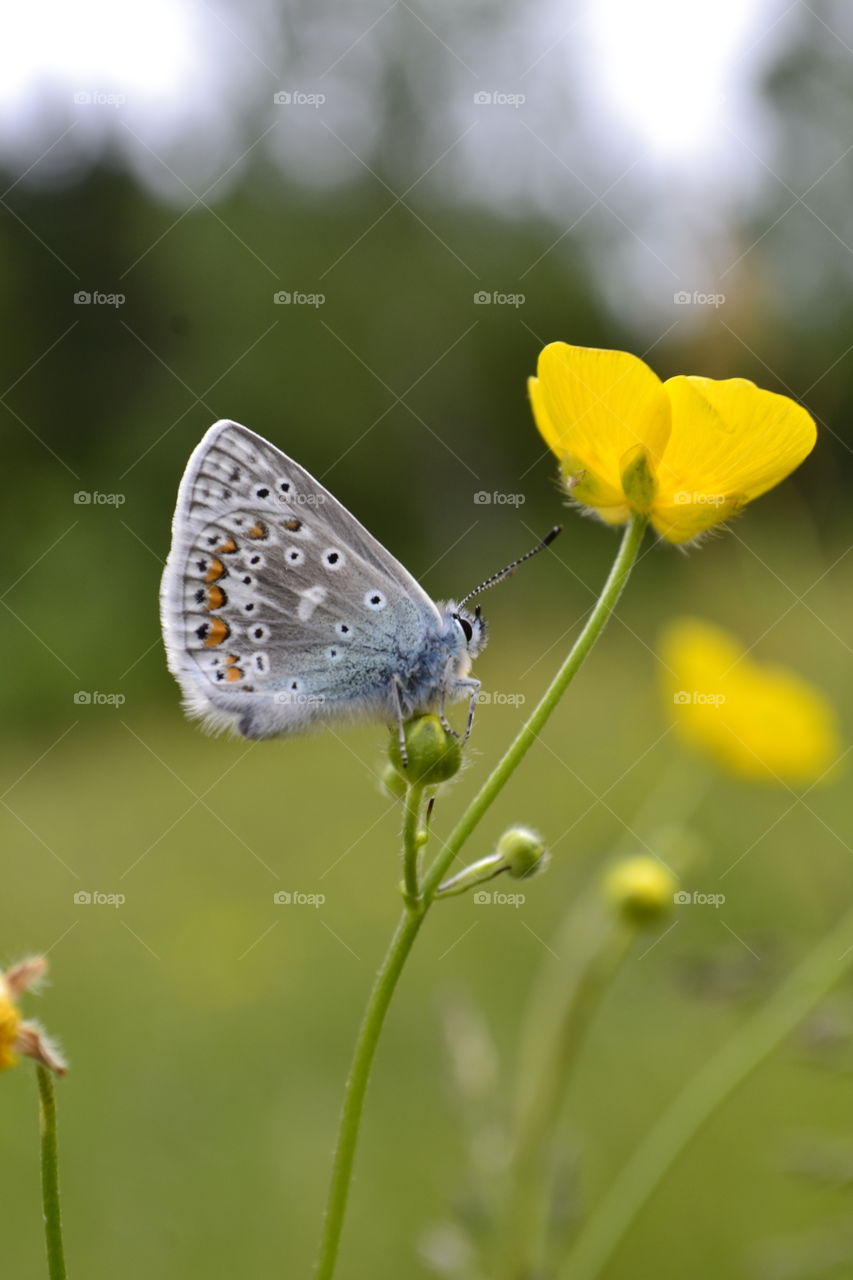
[529,343,817,543]
[660,618,841,784]
[0,958,66,1075]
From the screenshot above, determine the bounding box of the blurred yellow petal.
[0,979,21,1071]
[652,377,817,543]
[533,343,671,510]
[660,618,841,786]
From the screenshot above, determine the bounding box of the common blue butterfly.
[160,421,558,756]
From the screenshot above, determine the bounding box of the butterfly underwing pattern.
[160,420,487,743]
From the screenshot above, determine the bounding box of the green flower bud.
[603,855,676,926]
[388,715,463,785]
[496,827,548,879]
[620,444,657,513]
[379,763,409,801]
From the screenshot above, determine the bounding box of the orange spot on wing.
[225,653,239,666]
[216,537,238,554]
[248,521,269,540]
[205,557,226,583]
[204,617,231,648]
[283,517,301,532]
[225,665,244,682]
[206,585,226,610]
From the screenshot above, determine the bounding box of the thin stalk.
[561,902,853,1280]
[401,784,425,907]
[313,515,647,1279]
[501,919,632,1279]
[314,910,424,1280]
[37,1066,67,1280]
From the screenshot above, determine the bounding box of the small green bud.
[620,444,657,513]
[379,763,409,801]
[603,855,676,926]
[497,827,548,879]
[388,715,462,785]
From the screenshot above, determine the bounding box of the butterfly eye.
[365,591,387,611]
[454,614,474,643]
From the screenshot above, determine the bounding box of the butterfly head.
[445,603,488,661]
[454,604,488,659]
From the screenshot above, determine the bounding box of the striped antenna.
[458,526,562,608]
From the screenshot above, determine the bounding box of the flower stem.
[37,1066,67,1280]
[314,910,424,1280]
[501,915,631,1280]
[561,901,853,1280]
[401,784,425,908]
[312,515,647,1279]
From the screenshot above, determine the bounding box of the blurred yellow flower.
[0,958,66,1075]
[660,618,841,784]
[529,343,817,543]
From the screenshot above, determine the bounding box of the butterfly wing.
[160,420,444,738]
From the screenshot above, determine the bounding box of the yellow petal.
[530,374,629,520]
[653,376,816,542]
[533,344,672,501]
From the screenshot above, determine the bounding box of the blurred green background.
[2,2,853,1277]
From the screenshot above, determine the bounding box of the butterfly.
[160,420,558,758]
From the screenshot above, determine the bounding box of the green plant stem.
[401,784,425,907]
[37,1066,67,1280]
[560,902,853,1280]
[314,911,424,1280]
[501,916,632,1280]
[313,515,647,1280]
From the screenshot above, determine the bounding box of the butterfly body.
[160,421,486,742]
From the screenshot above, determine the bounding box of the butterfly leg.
[437,669,459,740]
[460,678,481,744]
[390,675,408,767]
